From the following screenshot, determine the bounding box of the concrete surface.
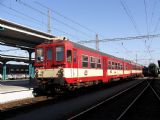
[0,85,34,103]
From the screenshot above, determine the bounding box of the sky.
[0,0,160,66]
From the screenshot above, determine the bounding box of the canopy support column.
[27,50,34,83]
[2,61,7,81]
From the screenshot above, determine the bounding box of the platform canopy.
[0,18,56,80]
[0,54,34,63]
[0,18,55,51]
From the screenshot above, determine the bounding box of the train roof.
[71,41,130,62]
[72,41,142,67]
[44,38,142,65]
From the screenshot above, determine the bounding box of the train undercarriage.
[32,78,103,96]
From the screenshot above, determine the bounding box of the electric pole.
[96,34,99,51]
[48,9,51,34]
[136,52,137,63]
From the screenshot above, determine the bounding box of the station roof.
[0,18,55,51]
[0,54,34,63]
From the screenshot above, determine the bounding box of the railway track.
[117,78,160,120]
[0,78,147,120]
[0,78,136,111]
[67,78,160,120]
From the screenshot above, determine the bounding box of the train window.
[73,51,77,62]
[121,65,123,70]
[90,57,96,68]
[108,61,111,69]
[56,46,64,61]
[36,48,44,62]
[11,69,14,71]
[67,50,72,62]
[120,65,122,70]
[115,63,118,69]
[112,62,115,69]
[82,55,88,68]
[47,48,52,60]
[125,65,128,70]
[118,63,120,70]
[97,58,101,68]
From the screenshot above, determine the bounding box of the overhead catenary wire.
[149,0,157,33]
[147,0,157,57]
[15,0,110,48]
[0,4,43,30]
[78,33,160,43]
[119,0,142,62]
[34,1,97,34]
[153,0,160,33]
[0,2,79,39]
[1,0,158,65]
[120,0,141,34]
[143,0,153,60]
[120,0,154,62]
[17,0,92,39]
[121,0,148,60]
[144,0,149,36]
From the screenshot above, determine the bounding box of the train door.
[45,47,53,69]
[103,57,107,82]
[73,49,78,79]
[66,49,73,78]
[123,62,125,78]
[67,48,78,82]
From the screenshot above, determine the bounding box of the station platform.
[0,85,34,103]
[0,79,35,88]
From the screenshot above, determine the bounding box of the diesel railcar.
[33,37,143,94]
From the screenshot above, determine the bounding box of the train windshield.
[36,48,44,62]
[46,48,52,60]
[56,46,64,61]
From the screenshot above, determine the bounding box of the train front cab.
[34,40,74,93]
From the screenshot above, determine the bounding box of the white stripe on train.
[37,68,142,78]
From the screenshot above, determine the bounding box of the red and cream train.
[34,37,143,94]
